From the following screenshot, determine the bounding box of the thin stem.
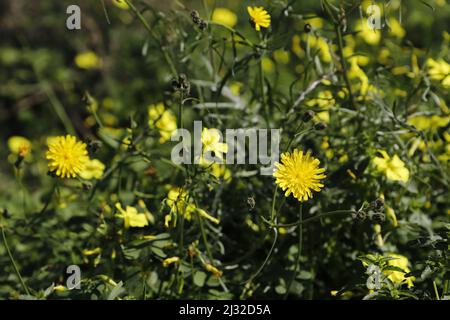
[244,227,279,285]
[125,0,178,78]
[263,210,354,228]
[284,204,303,299]
[433,281,440,300]
[335,24,355,109]
[197,211,214,263]
[1,223,30,295]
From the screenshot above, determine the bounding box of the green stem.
[125,0,178,78]
[263,210,354,228]
[433,281,440,300]
[284,204,303,299]
[335,24,355,109]
[197,211,214,263]
[1,223,30,295]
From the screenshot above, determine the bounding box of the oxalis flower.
[273,149,326,202]
[247,6,271,31]
[46,135,89,179]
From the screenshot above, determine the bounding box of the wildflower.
[115,203,149,229]
[75,51,102,69]
[163,256,180,267]
[273,149,326,202]
[355,22,381,46]
[165,187,219,228]
[247,6,271,31]
[201,128,228,162]
[385,253,414,288]
[408,115,450,131]
[148,103,177,143]
[112,0,129,10]
[388,18,405,39]
[261,57,275,73]
[205,264,223,277]
[212,8,237,28]
[82,247,101,256]
[210,163,232,183]
[8,136,31,158]
[372,150,409,182]
[79,159,105,180]
[46,135,89,178]
[426,58,450,88]
[273,49,290,65]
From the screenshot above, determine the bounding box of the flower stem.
[1,222,30,295]
[263,210,354,228]
[284,204,303,299]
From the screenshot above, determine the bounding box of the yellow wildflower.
[212,8,237,28]
[210,163,232,183]
[163,256,180,267]
[75,51,102,69]
[79,159,105,180]
[372,150,409,182]
[148,103,177,143]
[82,247,101,256]
[205,264,223,277]
[112,0,129,10]
[426,58,450,88]
[355,22,381,46]
[201,128,228,161]
[8,136,31,158]
[247,6,271,31]
[115,202,149,229]
[46,135,89,178]
[274,149,326,202]
[385,253,415,288]
[408,115,450,131]
[388,18,405,39]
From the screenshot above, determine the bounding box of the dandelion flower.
[115,203,149,229]
[79,159,105,180]
[247,6,271,31]
[273,149,326,202]
[372,150,409,182]
[212,8,238,28]
[46,135,89,178]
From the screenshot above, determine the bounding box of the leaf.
[193,271,207,287]
[107,281,125,300]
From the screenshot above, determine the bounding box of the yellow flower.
[261,57,275,73]
[115,202,149,229]
[273,49,290,65]
[112,0,129,10]
[79,159,105,180]
[205,264,223,277]
[372,150,409,182]
[247,6,271,31]
[355,22,381,46]
[274,149,326,202]
[385,253,414,288]
[426,58,450,88]
[408,115,450,131]
[148,103,177,143]
[8,136,31,157]
[82,247,101,256]
[165,187,219,228]
[163,256,180,267]
[210,163,232,183]
[75,51,102,69]
[212,8,237,28]
[388,18,405,39]
[201,128,228,161]
[46,135,89,178]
